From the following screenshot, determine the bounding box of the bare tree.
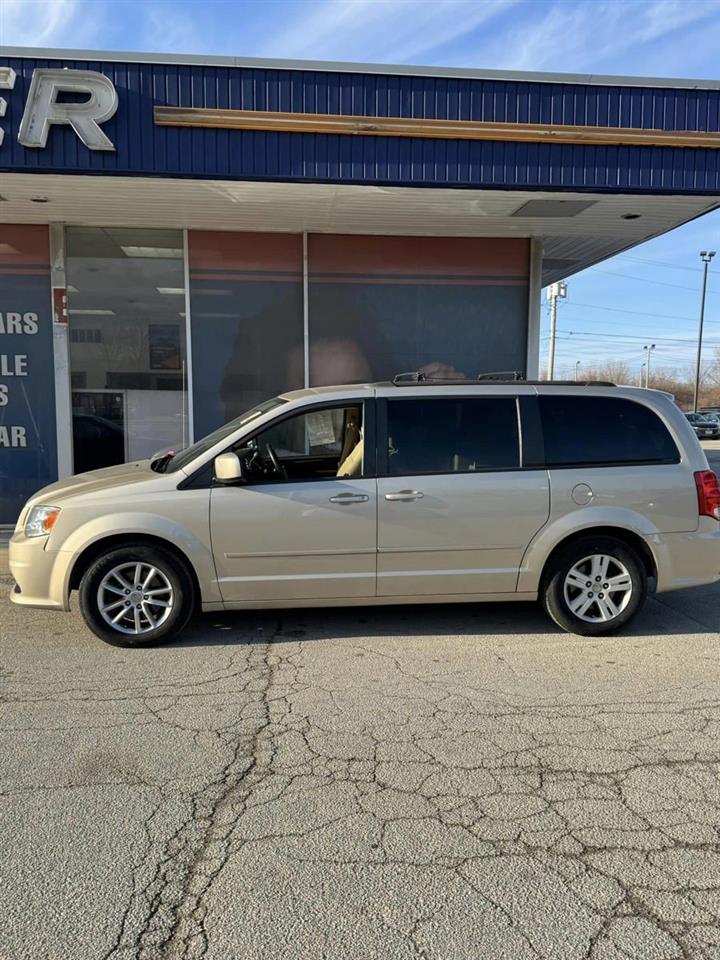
[576,361,634,384]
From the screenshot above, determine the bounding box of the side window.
[241,404,364,482]
[537,396,679,466]
[386,398,519,476]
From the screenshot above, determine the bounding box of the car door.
[376,390,550,597]
[210,399,377,604]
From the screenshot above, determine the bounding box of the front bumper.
[8,533,69,610]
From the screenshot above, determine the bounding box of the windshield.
[163,397,287,473]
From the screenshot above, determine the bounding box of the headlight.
[25,505,61,539]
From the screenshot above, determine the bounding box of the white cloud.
[141,4,207,54]
[638,0,715,42]
[235,0,720,80]
[3,0,717,83]
[473,0,720,74]
[259,0,518,64]
[0,0,107,48]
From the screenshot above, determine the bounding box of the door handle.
[329,493,369,504]
[384,489,424,502]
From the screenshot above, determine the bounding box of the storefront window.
[308,235,530,385]
[187,232,304,439]
[65,228,188,471]
[0,225,58,525]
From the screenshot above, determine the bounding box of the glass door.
[66,227,188,472]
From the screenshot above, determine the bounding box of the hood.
[28,460,157,506]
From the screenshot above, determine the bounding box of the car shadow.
[171,582,720,649]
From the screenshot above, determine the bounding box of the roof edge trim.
[2,45,720,91]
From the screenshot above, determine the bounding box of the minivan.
[9,376,720,646]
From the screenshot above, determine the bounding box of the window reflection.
[308,235,530,385]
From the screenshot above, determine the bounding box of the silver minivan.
[9,376,720,646]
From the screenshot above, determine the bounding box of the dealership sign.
[0,67,118,151]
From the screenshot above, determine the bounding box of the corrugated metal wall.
[2,55,720,193]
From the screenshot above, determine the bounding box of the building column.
[49,222,73,478]
[182,228,194,445]
[302,231,309,389]
[526,238,543,379]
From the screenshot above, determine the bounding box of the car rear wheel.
[79,543,194,647]
[541,535,647,636]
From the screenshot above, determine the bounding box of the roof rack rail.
[476,370,524,381]
[391,371,617,387]
[392,371,472,385]
[553,380,617,386]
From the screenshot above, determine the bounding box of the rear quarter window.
[535,396,679,467]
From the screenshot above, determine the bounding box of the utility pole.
[693,250,716,412]
[546,281,567,380]
[640,362,646,387]
[575,360,581,381]
[643,344,656,388]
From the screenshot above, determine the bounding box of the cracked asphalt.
[2,577,720,960]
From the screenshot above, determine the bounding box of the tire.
[541,535,647,637]
[79,543,195,647]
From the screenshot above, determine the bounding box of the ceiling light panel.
[120,246,184,258]
[512,199,597,218]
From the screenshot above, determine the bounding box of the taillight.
[694,470,720,520]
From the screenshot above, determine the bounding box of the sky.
[2,0,720,381]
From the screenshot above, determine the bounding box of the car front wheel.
[79,543,195,647]
[541,535,647,636]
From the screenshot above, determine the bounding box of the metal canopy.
[1,173,716,285]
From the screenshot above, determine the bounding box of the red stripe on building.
[188,231,303,272]
[309,236,529,279]
[190,271,302,282]
[0,267,50,276]
[308,276,527,287]
[0,225,50,267]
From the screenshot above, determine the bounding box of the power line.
[543,340,720,369]
[558,309,691,331]
[562,300,700,323]
[542,332,720,344]
[564,331,720,344]
[617,255,704,274]
[593,268,720,295]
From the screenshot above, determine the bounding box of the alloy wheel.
[97,562,175,635]
[562,553,633,624]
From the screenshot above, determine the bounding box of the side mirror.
[214,452,244,484]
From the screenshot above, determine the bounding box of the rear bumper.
[8,534,69,610]
[653,520,720,593]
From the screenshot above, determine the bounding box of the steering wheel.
[265,443,288,480]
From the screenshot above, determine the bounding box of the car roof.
[280,381,677,404]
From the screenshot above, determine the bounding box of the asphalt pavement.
[2,439,720,958]
[2,574,720,960]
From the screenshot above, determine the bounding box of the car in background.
[700,412,720,429]
[686,412,720,439]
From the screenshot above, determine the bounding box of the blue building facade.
[2,52,720,191]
